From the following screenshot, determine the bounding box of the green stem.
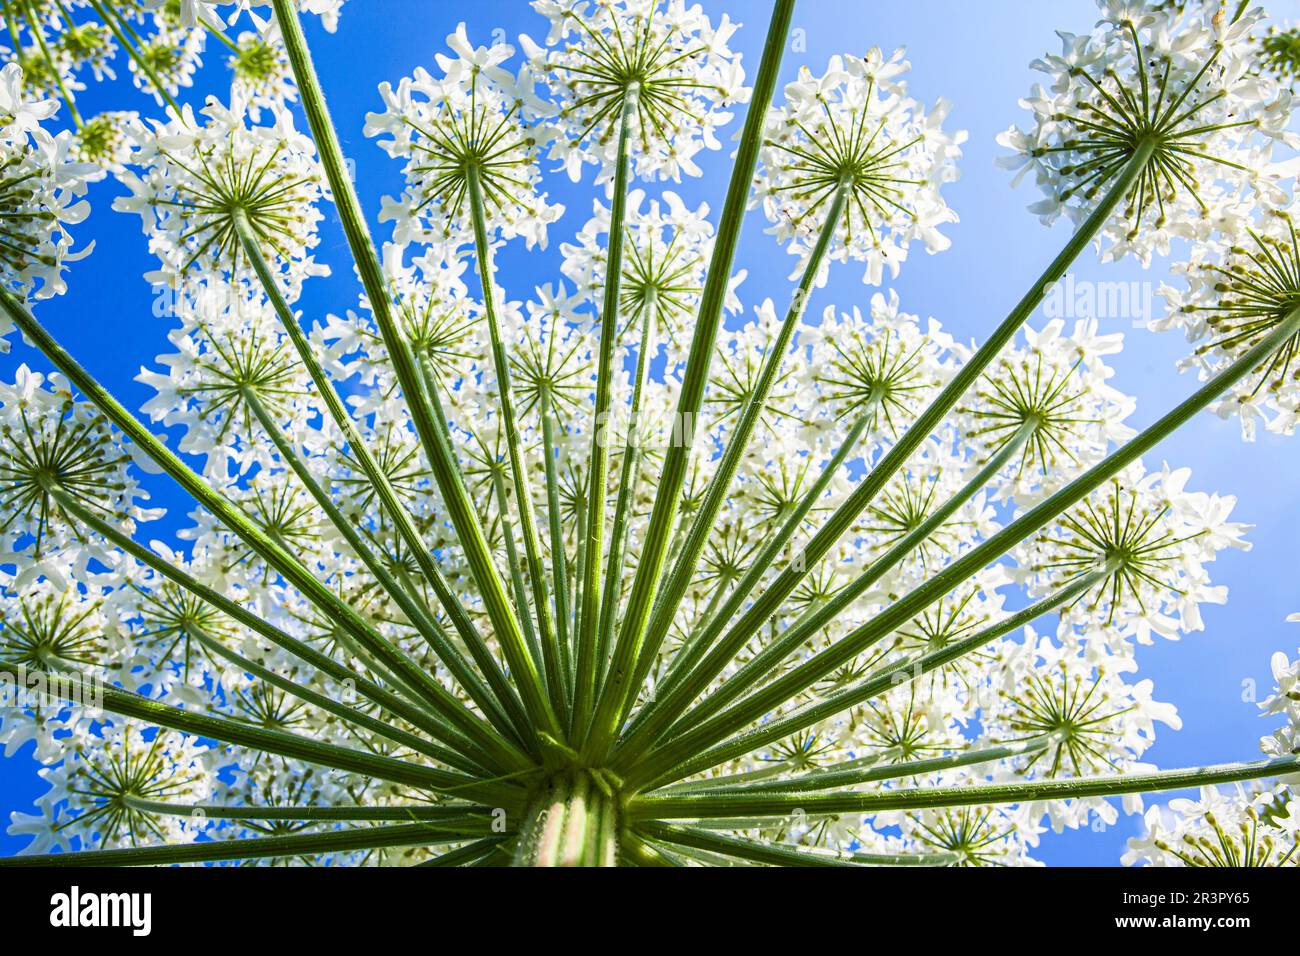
[620,833,684,866]
[489,463,545,677]
[0,821,496,867]
[634,304,1300,783]
[627,418,1038,761]
[231,210,535,751]
[270,0,558,740]
[19,0,82,127]
[121,797,491,822]
[636,823,959,867]
[415,836,510,867]
[573,85,640,741]
[631,565,1113,790]
[241,386,523,758]
[511,771,621,866]
[539,384,573,695]
[36,671,526,806]
[86,0,183,117]
[579,0,797,758]
[595,291,660,695]
[643,138,1160,742]
[466,164,561,711]
[628,755,1300,821]
[689,737,1056,795]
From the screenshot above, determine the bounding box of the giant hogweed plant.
[0,0,1296,868]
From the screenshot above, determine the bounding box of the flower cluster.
[521,0,749,184]
[1125,628,1300,867]
[0,64,93,309]
[1,0,1299,870]
[999,0,1296,265]
[0,0,346,112]
[365,25,564,252]
[757,50,964,286]
[113,97,327,294]
[1154,205,1300,439]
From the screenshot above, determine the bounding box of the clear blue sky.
[3,0,1298,865]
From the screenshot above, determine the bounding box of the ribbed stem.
[603,183,852,751]
[595,291,660,694]
[512,771,621,867]
[633,138,1161,745]
[635,417,1039,756]
[467,163,561,710]
[628,755,1300,821]
[231,210,536,752]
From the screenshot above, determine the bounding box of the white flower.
[0,367,159,566]
[0,64,94,309]
[998,0,1296,266]
[365,26,564,253]
[958,318,1136,503]
[521,0,749,184]
[1012,462,1248,643]
[1154,207,1300,439]
[175,0,348,33]
[113,97,327,297]
[127,24,206,106]
[1124,783,1297,866]
[559,188,741,367]
[756,51,964,286]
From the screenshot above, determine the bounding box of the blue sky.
[3,0,1299,865]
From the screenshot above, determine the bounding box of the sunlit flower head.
[366,25,563,253]
[757,50,964,286]
[522,0,749,184]
[998,0,1297,265]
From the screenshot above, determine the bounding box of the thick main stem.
[512,771,621,867]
